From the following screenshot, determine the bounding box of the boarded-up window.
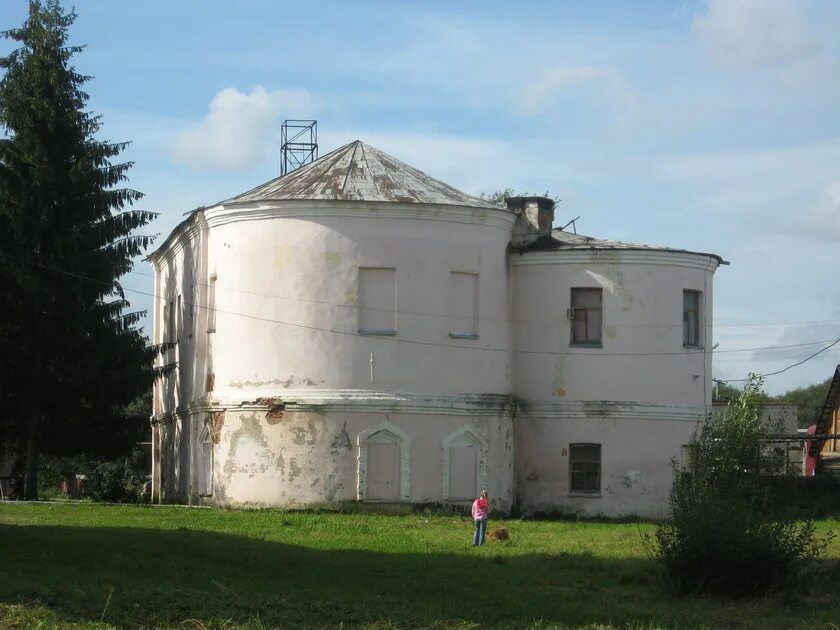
[366,440,400,500]
[162,302,169,344]
[207,275,217,333]
[570,443,601,494]
[449,444,478,499]
[167,299,176,343]
[683,290,701,346]
[570,288,602,345]
[449,272,478,338]
[358,268,397,335]
[198,430,212,497]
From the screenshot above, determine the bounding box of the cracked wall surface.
[212,407,515,511]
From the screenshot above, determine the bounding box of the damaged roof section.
[510,228,728,265]
[222,140,500,210]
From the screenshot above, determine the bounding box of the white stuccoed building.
[148,140,724,518]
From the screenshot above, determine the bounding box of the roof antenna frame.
[280,120,318,176]
[560,215,580,234]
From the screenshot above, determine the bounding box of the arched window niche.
[442,426,487,501]
[357,420,411,501]
[195,422,213,499]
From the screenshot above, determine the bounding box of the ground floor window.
[570,443,601,494]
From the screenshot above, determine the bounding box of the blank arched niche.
[442,426,487,501]
[196,422,213,498]
[357,420,411,501]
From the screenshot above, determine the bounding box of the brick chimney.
[508,196,555,246]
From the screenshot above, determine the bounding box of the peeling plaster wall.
[516,413,699,518]
[213,407,515,511]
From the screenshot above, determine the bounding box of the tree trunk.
[23,415,38,500]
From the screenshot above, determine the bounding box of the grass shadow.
[1,520,838,628]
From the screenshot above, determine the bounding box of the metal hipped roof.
[223,140,499,209]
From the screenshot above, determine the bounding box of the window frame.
[448,271,480,340]
[683,289,702,348]
[357,266,398,336]
[167,298,176,343]
[570,287,603,347]
[357,420,411,502]
[569,443,601,495]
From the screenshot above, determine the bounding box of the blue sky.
[3,0,840,394]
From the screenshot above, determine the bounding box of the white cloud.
[692,0,819,67]
[658,140,840,221]
[782,180,840,242]
[521,67,607,114]
[172,86,314,170]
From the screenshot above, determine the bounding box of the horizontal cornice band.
[204,200,518,230]
[152,390,708,423]
[510,250,720,271]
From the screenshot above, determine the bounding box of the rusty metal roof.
[509,229,727,264]
[222,140,498,209]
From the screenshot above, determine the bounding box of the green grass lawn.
[0,503,838,629]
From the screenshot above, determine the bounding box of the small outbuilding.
[815,365,840,473]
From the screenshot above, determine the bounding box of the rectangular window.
[570,288,602,345]
[449,272,478,339]
[680,444,697,490]
[683,290,701,347]
[162,302,169,345]
[358,267,397,335]
[207,275,217,333]
[570,443,601,494]
[167,299,176,343]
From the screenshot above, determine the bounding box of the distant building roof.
[816,365,840,436]
[222,140,499,209]
[509,228,727,264]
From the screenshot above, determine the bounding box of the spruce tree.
[0,0,156,498]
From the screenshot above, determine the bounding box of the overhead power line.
[3,250,839,367]
[124,268,840,331]
[717,338,840,383]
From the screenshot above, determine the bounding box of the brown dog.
[486,527,509,541]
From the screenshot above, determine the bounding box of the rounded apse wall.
[205,201,515,399]
[510,250,719,408]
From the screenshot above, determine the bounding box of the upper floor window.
[449,272,479,339]
[683,290,701,347]
[207,274,217,334]
[166,298,176,343]
[570,288,602,346]
[358,267,397,335]
[570,443,601,494]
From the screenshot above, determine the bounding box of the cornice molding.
[153,390,515,420]
[510,249,720,272]
[148,213,205,267]
[517,400,708,422]
[203,199,518,231]
[151,391,708,423]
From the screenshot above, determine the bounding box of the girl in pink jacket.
[471,490,489,546]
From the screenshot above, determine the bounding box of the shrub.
[38,449,147,503]
[652,375,832,597]
[86,449,147,503]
